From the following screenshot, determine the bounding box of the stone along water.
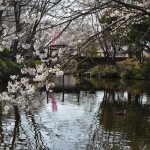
[0,78,150,150]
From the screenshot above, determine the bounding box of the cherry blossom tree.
[0,0,150,114]
[0,0,78,113]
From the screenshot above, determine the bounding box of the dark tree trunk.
[0,10,3,37]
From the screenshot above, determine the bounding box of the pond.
[0,77,150,150]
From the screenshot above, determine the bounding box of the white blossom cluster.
[16,54,24,64]
[0,65,59,113]
[0,0,8,11]
[22,12,41,24]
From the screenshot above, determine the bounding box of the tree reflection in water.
[0,92,49,149]
[85,79,150,150]
[0,79,150,150]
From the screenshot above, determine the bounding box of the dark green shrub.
[132,64,143,79]
[142,61,150,79]
[90,65,101,76]
[90,65,120,78]
[77,61,91,70]
[0,47,10,59]
[0,60,20,82]
[8,61,20,74]
[101,65,120,78]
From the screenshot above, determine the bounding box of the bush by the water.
[132,62,150,79]
[89,64,120,78]
[88,59,150,80]
[118,59,150,79]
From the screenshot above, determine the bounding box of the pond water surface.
[0,78,150,150]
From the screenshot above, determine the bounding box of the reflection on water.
[0,78,150,150]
